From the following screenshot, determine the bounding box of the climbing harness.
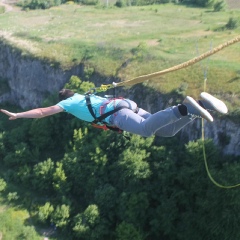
[85,93,125,133]
[85,93,138,135]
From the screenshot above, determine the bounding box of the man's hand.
[0,109,18,120]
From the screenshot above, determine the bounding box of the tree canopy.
[1,76,240,239]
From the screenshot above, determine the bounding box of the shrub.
[0,6,5,13]
[7,192,19,201]
[225,17,238,30]
[115,0,127,7]
[19,0,62,10]
[0,178,7,192]
[213,0,226,12]
[81,0,99,5]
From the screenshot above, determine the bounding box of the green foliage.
[0,178,7,192]
[17,165,32,186]
[186,0,215,7]
[37,202,54,223]
[2,112,240,239]
[0,208,41,240]
[64,75,95,94]
[17,226,40,240]
[7,192,19,202]
[80,0,99,5]
[225,17,239,30]
[115,0,127,7]
[174,82,189,98]
[116,221,144,240]
[18,0,62,10]
[52,162,70,195]
[32,158,55,192]
[131,42,149,61]
[3,143,33,167]
[51,204,70,227]
[213,0,226,12]
[73,204,100,238]
[83,66,95,80]
[0,6,5,13]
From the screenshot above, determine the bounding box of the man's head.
[59,89,75,101]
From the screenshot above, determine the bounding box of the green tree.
[0,178,7,192]
[17,164,32,186]
[51,204,70,228]
[7,192,19,202]
[187,0,215,7]
[32,158,55,192]
[116,221,144,240]
[213,0,226,11]
[64,75,95,94]
[73,204,100,239]
[3,142,32,166]
[52,162,70,195]
[38,202,54,223]
[17,226,40,240]
[117,192,149,227]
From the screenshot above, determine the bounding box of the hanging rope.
[201,76,240,189]
[113,36,240,88]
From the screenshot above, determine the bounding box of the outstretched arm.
[0,105,64,120]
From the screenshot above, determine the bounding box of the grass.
[0,3,239,102]
[0,197,42,240]
[0,3,239,237]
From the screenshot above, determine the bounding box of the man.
[0,90,228,137]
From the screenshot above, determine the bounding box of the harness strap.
[85,94,129,124]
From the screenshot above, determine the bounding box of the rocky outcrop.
[0,41,239,155]
[180,118,240,156]
[0,42,83,108]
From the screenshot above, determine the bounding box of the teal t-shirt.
[57,93,122,123]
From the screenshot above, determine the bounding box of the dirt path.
[0,0,20,13]
[227,0,240,9]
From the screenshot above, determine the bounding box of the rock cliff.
[0,42,83,108]
[0,41,239,156]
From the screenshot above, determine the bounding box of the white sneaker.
[200,92,228,114]
[183,96,214,122]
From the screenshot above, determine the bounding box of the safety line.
[201,79,240,189]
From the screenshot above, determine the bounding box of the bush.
[213,0,226,12]
[0,6,5,13]
[0,178,7,192]
[225,17,238,30]
[19,0,62,10]
[81,0,99,5]
[115,0,126,7]
[7,192,19,201]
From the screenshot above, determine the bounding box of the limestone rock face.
[180,119,240,156]
[0,43,82,108]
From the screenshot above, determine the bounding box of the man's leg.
[111,106,182,137]
[154,115,195,137]
[110,96,212,137]
[136,108,196,137]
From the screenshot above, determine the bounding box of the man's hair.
[59,89,75,101]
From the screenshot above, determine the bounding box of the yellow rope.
[115,36,240,87]
[201,79,240,189]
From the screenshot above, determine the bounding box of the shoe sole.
[186,96,214,122]
[200,92,228,114]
